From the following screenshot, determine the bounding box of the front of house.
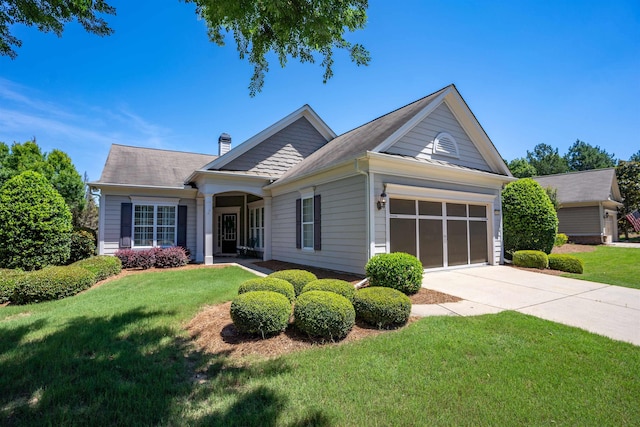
[92,85,515,275]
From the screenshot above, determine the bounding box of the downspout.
[355,158,372,282]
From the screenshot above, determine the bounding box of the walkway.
[412,266,640,346]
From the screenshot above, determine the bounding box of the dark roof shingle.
[533,168,622,204]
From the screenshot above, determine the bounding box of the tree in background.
[564,139,616,171]
[630,150,640,162]
[616,160,640,239]
[507,157,537,178]
[526,143,568,176]
[502,178,558,257]
[0,171,72,270]
[0,141,85,214]
[74,172,100,232]
[1,0,370,95]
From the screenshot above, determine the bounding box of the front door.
[217,213,238,254]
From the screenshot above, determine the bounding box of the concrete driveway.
[412,266,640,346]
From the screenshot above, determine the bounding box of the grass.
[561,246,640,289]
[1,267,639,425]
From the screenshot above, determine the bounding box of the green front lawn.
[562,246,640,289]
[1,267,638,425]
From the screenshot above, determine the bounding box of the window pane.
[157,226,175,246]
[469,221,488,263]
[302,223,314,248]
[390,199,415,215]
[419,201,442,216]
[302,198,313,222]
[469,205,486,218]
[446,203,467,217]
[135,205,154,225]
[447,220,468,266]
[157,206,176,226]
[390,218,417,256]
[134,227,153,247]
[419,219,443,268]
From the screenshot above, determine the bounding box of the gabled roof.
[533,168,623,204]
[272,85,510,187]
[95,144,216,188]
[201,104,335,172]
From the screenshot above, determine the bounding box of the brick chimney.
[218,133,231,156]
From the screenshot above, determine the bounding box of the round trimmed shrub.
[0,269,26,304]
[294,291,355,340]
[0,171,72,270]
[302,279,355,302]
[12,266,97,304]
[365,252,423,295]
[72,256,122,282]
[353,287,411,329]
[503,178,558,257]
[268,269,317,296]
[512,250,549,269]
[230,291,291,337]
[238,277,296,302]
[154,246,189,268]
[549,254,584,274]
[554,233,569,247]
[68,229,96,263]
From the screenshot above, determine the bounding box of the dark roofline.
[532,167,617,179]
[109,143,216,158]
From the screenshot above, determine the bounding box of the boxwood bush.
[512,250,549,269]
[554,233,569,247]
[238,277,296,302]
[353,287,412,329]
[0,269,26,304]
[72,256,122,282]
[549,254,584,274]
[268,269,317,296]
[365,252,423,295]
[12,266,97,304]
[294,290,355,341]
[301,279,355,302]
[230,291,291,338]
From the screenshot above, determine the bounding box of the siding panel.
[557,206,601,235]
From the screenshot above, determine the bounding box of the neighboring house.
[533,168,623,244]
[91,85,515,274]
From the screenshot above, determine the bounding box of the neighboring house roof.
[533,168,623,205]
[272,84,511,187]
[95,144,216,188]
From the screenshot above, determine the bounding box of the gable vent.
[432,132,459,158]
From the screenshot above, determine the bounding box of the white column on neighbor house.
[204,193,214,265]
[195,196,204,263]
[263,196,272,261]
[98,191,106,255]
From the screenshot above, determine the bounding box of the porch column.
[204,193,214,265]
[195,196,204,263]
[263,196,272,260]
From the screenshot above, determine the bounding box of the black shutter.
[313,194,321,251]
[120,203,132,248]
[295,198,301,249]
[177,205,187,248]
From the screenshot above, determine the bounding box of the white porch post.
[98,191,105,255]
[263,196,272,260]
[195,196,204,263]
[204,193,214,265]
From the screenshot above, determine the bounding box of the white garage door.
[389,198,489,269]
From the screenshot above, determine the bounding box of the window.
[133,204,177,247]
[249,204,264,249]
[301,196,314,249]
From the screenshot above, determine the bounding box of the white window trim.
[248,201,265,250]
[299,188,315,251]
[131,201,179,248]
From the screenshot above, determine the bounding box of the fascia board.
[201,105,336,171]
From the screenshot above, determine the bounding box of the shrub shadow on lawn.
[0,308,322,425]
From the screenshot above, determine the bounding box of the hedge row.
[0,256,122,305]
[115,247,189,269]
[513,250,583,274]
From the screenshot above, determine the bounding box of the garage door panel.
[470,221,488,264]
[390,218,416,256]
[447,220,468,266]
[419,219,443,268]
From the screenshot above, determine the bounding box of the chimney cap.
[218,133,231,143]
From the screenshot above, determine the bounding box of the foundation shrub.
[554,233,569,247]
[301,279,356,302]
[268,269,317,296]
[353,287,411,329]
[68,229,96,263]
[294,290,355,341]
[238,277,296,302]
[549,254,584,274]
[0,269,26,303]
[114,249,155,270]
[154,247,189,268]
[230,291,291,338]
[12,266,96,304]
[512,250,549,269]
[71,256,122,282]
[365,252,423,295]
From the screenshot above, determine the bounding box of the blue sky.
[1,0,638,181]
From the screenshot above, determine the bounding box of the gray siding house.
[92,85,515,274]
[533,168,623,244]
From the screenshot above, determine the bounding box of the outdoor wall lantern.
[377,188,387,210]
